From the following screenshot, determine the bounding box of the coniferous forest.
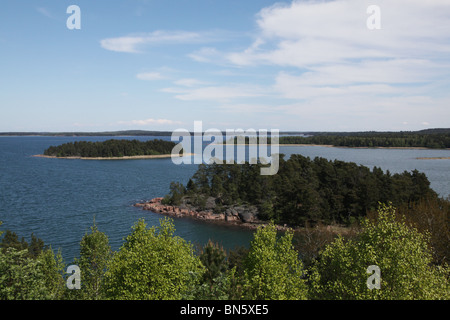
[164,154,439,226]
[279,130,450,148]
[43,139,176,158]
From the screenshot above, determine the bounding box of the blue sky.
[1,0,449,132]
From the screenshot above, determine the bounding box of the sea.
[1,136,449,263]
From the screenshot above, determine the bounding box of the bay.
[0,136,449,263]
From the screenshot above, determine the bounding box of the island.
[135,154,439,229]
[416,157,450,160]
[35,139,180,159]
[224,129,450,149]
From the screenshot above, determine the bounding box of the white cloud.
[188,47,223,63]
[100,36,148,53]
[173,78,208,87]
[284,59,441,87]
[136,72,165,81]
[272,94,450,131]
[198,0,450,130]
[161,84,267,102]
[100,30,204,53]
[226,0,450,67]
[103,0,450,131]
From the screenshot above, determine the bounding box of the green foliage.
[104,218,204,300]
[75,222,112,300]
[185,241,230,300]
[199,240,228,285]
[0,230,45,259]
[0,227,66,300]
[0,248,46,300]
[395,196,450,266]
[0,247,65,300]
[242,223,308,300]
[279,131,450,149]
[0,209,448,300]
[309,203,450,300]
[28,234,45,259]
[1,230,28,253]
[167,154,437,226]
[228,246,249,277]
[164,182,186,206]
[37,247,66,300]
[185,269,236,300]
[43,139,176,158]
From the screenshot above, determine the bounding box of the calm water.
[0,136,449,263]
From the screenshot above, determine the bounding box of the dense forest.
[43,139,176,158]
[224,130,450,148]
[279,131,450,148]
[164,154,438,226]
[0,202,448,300]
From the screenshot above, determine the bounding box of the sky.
[1,0,450,132]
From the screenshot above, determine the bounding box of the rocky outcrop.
[134,196,261,226]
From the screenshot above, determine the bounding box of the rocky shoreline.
[134,197,352,235]
[134,196,276,230]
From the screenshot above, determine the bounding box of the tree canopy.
[279,131,450,149]
[165,154,438,226]
[43,139,176,158]
[308,203,449,300]
[0,208,448,300]
[103,218,203,300]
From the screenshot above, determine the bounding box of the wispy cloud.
[36,7,54,19]
[178,0,450,130]
[136,72,165,81]
[161,84,267,102]
[99,0,450,131]
[101,30,209,53]
[223,0,450,68]
[173,78,208,87]
[100,37,148,53]
[188,47,223,63]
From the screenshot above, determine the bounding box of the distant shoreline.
[216,143,450,150]
[33,153,194,160]
[416,157,450,160]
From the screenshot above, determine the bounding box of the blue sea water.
[0,136,449,263]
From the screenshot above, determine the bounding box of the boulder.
[205,197,217,210]
[238,211,258,223]
[137,196,260,224]
[225,214,240,222]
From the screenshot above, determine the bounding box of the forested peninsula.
[226,129,450,149]
[279,131,450,148]
[39,139,177,159]
[140,154,441,227]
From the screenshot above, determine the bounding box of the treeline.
[165,154,438,226]
[0,203,448,300]
[279,132,450,148]
[43,139,176,158]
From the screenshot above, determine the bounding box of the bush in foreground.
[103,218,204,300]
[308,203,449,300]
